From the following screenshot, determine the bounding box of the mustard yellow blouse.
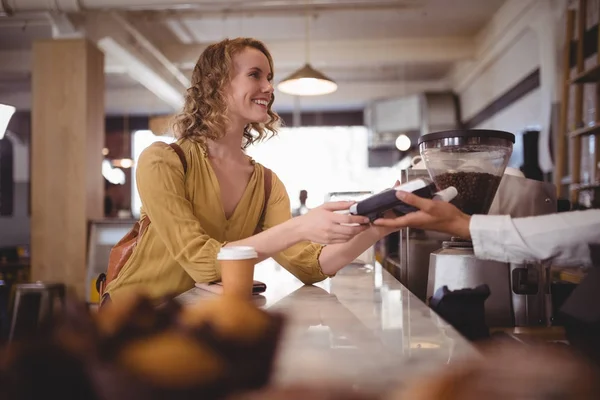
[105,139,328,301]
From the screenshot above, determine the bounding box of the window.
[131,130,175,218]
[247,126,401,209]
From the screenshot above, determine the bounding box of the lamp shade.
[277,63,338,96]
[0,104,16,140]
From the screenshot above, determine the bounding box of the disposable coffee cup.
[217,246,258,297]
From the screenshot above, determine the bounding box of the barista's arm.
[470,211,600,267]
[374,191,600,267]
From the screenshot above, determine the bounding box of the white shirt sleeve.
[470,209,600,267]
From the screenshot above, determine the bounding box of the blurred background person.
[292,190,309,217]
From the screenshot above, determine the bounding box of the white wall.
[457,26,542,170]
[475,88,541,168]
[460,29,540,122]
[451,0,567,173]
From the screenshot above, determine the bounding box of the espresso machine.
[398,129,557,328]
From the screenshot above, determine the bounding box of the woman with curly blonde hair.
[104,37,395,302]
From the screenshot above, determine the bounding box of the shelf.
[568,123,600,138]
[560,175,573,185]
[569,182,600,191]
[572,64,600,84]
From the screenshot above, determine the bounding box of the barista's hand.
[296,201,370,244]
[373,191,472,239]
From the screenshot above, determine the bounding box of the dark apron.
[559,245,600,367]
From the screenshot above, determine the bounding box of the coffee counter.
[176,260,478,393]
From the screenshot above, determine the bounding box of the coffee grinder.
[417,129,532,328]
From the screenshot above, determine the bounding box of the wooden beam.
[163,37,476,71]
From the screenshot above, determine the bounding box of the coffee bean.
[433,171,501,215]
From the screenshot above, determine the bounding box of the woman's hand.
[296,201,370,244]
[373,191,472,239]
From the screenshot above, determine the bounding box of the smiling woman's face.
[225,47,275,125]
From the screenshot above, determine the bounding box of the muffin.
[178,295,271,344]
[116,331,226,388]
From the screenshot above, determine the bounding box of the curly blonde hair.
[172,37,280,149]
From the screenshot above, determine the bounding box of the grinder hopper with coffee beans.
[414,129,556,335]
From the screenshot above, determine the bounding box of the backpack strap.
[254,167,272,234]
[97,141,188,302]
[263,167,272,206]
[168,142,188,174]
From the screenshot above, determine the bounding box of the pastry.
[117,331,225,388]
[179,295,271,343]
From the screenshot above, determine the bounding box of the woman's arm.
[317,224,394,275]
[225,216,304,262]
[227,172,377,284]
[230,212,391,275]
[225,170,370,261]
[226,204,370,262]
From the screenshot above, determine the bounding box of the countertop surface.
[176,260,478,393]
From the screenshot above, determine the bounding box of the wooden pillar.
[556,9,575,196]
[571,0,586,204]
[595,0,600,181]
[31,39,104,298]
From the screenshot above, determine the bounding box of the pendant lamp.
[277,5,337,96]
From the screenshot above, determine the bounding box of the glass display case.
[86,219,135,303]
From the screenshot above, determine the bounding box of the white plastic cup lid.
[217,246,258,260]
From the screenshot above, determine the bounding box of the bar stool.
[8,282,66,342]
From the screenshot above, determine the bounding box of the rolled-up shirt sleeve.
[136,143,224,283]
[470,210,600,267]
[260,172,329,285]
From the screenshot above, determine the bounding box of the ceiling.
[0,0,506,115]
